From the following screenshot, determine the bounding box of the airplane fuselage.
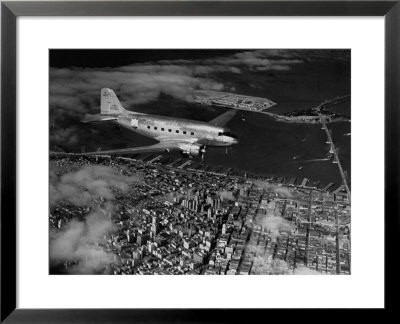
[115,111,238,147]
[83,88,239,157]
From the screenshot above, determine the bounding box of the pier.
[321,121,351,201]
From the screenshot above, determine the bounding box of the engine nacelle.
[180,143,205,157]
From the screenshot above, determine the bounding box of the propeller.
[200,145,206,161]
[226,146,233,154]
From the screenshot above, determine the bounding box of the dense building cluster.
[50,155,351,275]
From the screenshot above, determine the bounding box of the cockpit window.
[218,131,238,139]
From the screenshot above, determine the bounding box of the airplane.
[82,88,239,158]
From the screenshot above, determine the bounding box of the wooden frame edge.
[1,1,398,322]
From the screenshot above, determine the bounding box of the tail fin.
[100,88,125,115]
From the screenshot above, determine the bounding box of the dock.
[321,121,351,201]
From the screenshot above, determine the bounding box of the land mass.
[195,90,350,124]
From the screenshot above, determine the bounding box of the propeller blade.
[201,145,206,161]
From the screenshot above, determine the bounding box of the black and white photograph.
[49,49,351,275]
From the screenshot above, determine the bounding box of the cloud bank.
[50,205,115,274]
[252,256,289,275]
[50,165,141,206]
[261,215,294,239]
[49,165,143,273]
[253,180,293,198]
[49,50,304,124]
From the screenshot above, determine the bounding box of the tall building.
[207,207,214,219]
[126,230,135,243]
[137,234,149,246]
[188,222,196,237]
[192,199,198,212]
[213,198,221,210]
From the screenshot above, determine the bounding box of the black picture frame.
[1,1,399,322]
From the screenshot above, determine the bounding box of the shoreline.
[49,153,348,193]
[262,112,350,124]
[209,103,350,124]
[208,94,351,125]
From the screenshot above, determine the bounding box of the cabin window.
[183,131,187,135]
[168,129,172,132]
[191,132,194,135]
[147,126,150,129]
[176,130,179,133]
[161,128,165,131]
[154,127,157,130]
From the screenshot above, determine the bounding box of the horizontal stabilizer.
[209,109,237,127]
[53,145,68,153]
[81,114,118,123]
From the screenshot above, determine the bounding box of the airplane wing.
[209,109,237,127]
[84,142,181,156]
[81,114,118,123]
[84,139,196,156]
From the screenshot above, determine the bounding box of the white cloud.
[49,50,306,123]
[50,205,116,274]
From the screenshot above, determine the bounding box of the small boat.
[298,166,303,170]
